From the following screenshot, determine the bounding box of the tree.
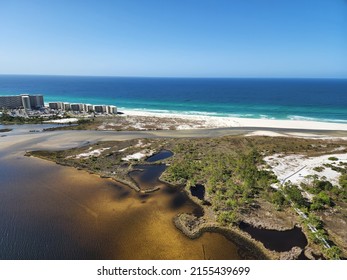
[307,214,323,229]
[314,180,333,192]
[217,211,238,225]
[285,185,306,207]
[272,191,287,209]
[324,246,342,260]
[311,191,332,210]
[339,174,347,189]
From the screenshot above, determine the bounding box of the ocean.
[0,75,347,123]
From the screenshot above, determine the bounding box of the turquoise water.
[1,75,347,122]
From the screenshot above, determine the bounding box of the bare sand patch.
[264,153,347,187]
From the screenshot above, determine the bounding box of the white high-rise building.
[0,94,44,110]
[63,103,71,111]
[21,95,31,110]
[70,103,84,112]
[48,102,64,110]
[108,105,117,114]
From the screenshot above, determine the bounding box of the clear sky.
[0,0,346,78]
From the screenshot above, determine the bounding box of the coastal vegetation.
[28,135,347,260]
[0,112,63,124]
[42,114,204,131]
[163,142,277,225]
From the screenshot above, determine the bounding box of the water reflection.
[0,150,241,259]
[239,222,308,252]
[145,150,174,162]
[190,184,205,200]
[129,164,167,191]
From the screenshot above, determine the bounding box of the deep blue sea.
[1,75,347,122]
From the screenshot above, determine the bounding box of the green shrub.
[339,174,347,188]
[313,166,325,172]
[328,157,338,161]
[315,180,333,192]
[271,191,287,208]
[217,211,238,225]
[324,246,342,260]
[310,191,332,210]
[285,185,306,207]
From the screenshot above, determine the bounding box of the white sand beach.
[45,118,79,124]
[121,109,347,132]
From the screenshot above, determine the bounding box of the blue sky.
[0,0,346,78]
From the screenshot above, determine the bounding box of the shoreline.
[28,147,308,260]
[2,106,347,138]
[121,109,347,131]
[28,148,273,260]
[6,127,347,259]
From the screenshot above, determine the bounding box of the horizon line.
[0,73,346,80]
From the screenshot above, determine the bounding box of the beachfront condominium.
[28,95,44,109]
[93,105,117,114]
[93,105,106,113]
[63,103,71,111]
[0,94,44,110]
[108,105,117,114]
[70,103,84,112]
[48,102,64,110]
[47,100,117,114]
[48,102,73,111]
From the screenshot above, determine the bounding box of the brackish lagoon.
[0,126,241,259]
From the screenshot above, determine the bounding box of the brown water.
[0,151,241,259]
[129,164,167,191]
